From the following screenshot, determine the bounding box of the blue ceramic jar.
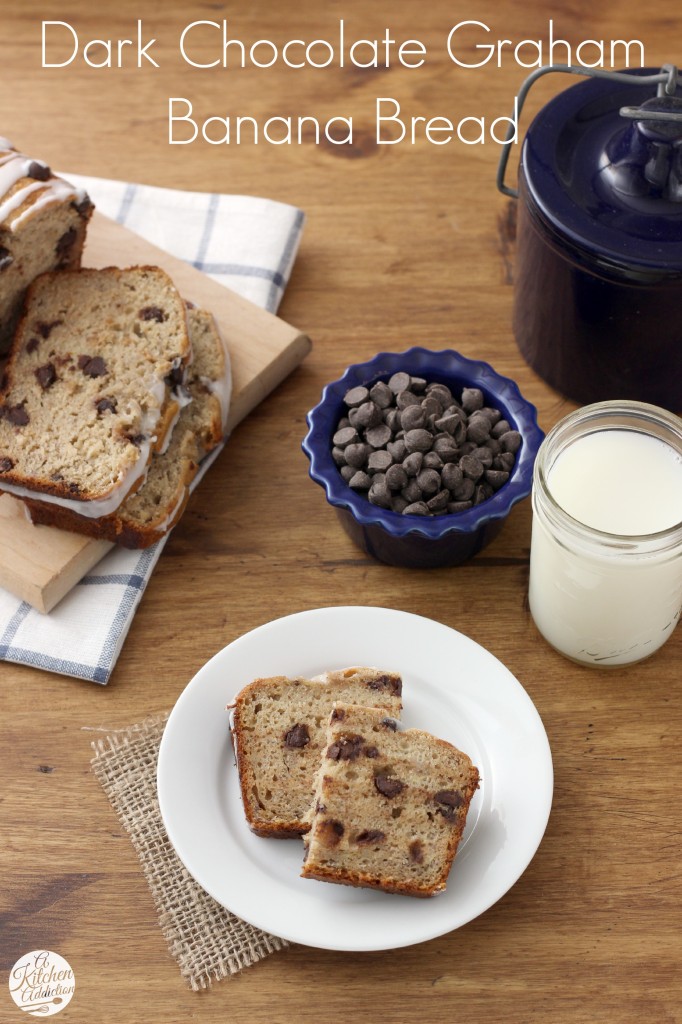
[509,67,682,411]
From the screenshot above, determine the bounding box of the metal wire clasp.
[496,63,680,198]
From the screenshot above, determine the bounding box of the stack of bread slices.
[229,668,480,898]
[0,139,231,548]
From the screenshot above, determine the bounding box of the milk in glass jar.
[529,401,682,667]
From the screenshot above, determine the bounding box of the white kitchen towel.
[0,175,304,684]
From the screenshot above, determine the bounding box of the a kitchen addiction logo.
[8,950,75,1016]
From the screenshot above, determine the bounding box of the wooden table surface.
[1,2,680,1022]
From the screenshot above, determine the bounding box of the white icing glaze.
[0,437,154,519]
[157,387,192,455]
[0,144,84,230]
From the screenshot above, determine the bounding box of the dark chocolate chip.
[0,456,14,472]
[367,449,393,473]
[71,195,94,219]
[164,366,186,389]
[315,801,327,814]
[36,319,62,339]
[404,428,433,454]
[369,381,393,409]
[55,227,77,262]
[34,363,57,390]
[402,451,423,477]
[26,338,40,354]
[1,403,29,426]
[27,160,51,181]
[138,306,168,323]
[355,830,386,845]
[461,387,484,413]
[388,371,411,394]
[127,433,146,447]
[374,775,405,798]
[363,745,379,758]
[427,489,450,512]
[380,717,398,731]
[434,789,464,821]
[78,355,107,378]
[67,482,81,494]
[500,430,522,454]
[343,385,369,408]
[409,839,424,863]
[460,455,485,481]
[284,723,310,749]
[348,470,371,490]
[399,404,427,432]
[365,424,392,449]
[355,400,382,430]
[344,442,371,469]
[317,819,344,847]
[330,708,346,722]
[327,734,365,761]
[95,397,117,415]
[416,468,441,496]
[403,501,430,516]
[366,673,402,697]
[0,246,13,271]
[333,426,359,448]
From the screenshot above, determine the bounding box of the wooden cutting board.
[0,212,311,613]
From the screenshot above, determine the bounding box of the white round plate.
[157,606,553,951]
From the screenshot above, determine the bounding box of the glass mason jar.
[529,401,682,667]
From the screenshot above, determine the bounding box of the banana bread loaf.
[301,703,479,897]
[0,265,191,519]
[25,305,231,546]
[228,669,403,838]
[0,137,93,353]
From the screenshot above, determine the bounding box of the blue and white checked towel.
[0,175,304,684]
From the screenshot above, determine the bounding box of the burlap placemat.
[90,713,288,990]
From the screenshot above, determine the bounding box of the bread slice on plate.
[0,137,93,354]
[25,304,232,547]
[228,668,403,838]
[301,702,479,897]
[0,265,191,519]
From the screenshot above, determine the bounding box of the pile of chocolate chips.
[332,372,521,516]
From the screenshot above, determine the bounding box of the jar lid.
[522,68,682,275]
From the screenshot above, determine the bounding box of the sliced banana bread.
[25,305,231,547]
[0,266,191,518]
[301,703,479,897]
[0,137,93,353]
[228,668,403,838]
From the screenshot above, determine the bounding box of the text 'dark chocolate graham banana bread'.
[0,137,93,354]
[25,305,232,547]
[228,669,403,838]
[0,266,191,519]
[301,703,480,897]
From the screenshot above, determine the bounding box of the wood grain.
[1,3,680,1023]
[0,212,311,611]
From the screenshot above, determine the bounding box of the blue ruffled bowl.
[302,348,544,568]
